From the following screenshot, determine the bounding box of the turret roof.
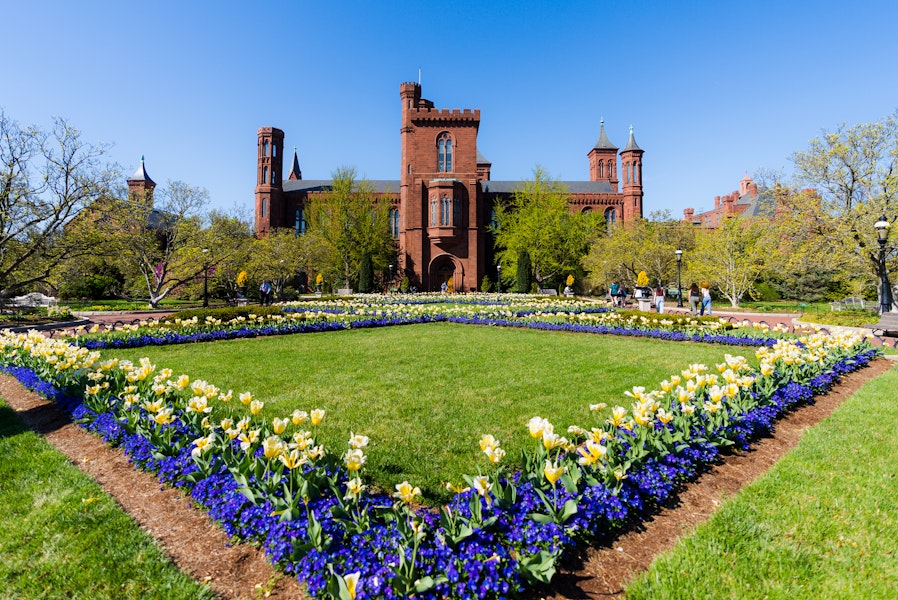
[593,119,618,150]
[623,126,642,152]
[288,148,302,180]
[127,156,155,184]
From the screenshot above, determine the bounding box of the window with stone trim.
[440,194,450,226]
[437,132,453,172]
[430,197,438,226]
[389,208,400,237]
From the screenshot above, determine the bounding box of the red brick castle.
[255,83,644,291]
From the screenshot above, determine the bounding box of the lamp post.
[388,264,394,293]
[496,264,502,298]
[201,248,210,308]
[675,249,683,308]
[875,216,893,314]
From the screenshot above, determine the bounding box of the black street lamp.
[675,249,683,308]
[496,264,502,297]
[202,248,210,308]
[875,216,893,314]
[388,264,394,292]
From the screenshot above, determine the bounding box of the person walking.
[654,283,665,314]
[699,281,712,316]
[688,283,701,316]
[609,282,620,306]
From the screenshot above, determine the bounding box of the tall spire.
[288,147,302,181]
[624,125,642,151]
[593,118,618,150]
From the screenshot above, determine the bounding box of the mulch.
[1,358,893,600]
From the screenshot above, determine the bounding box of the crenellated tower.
[255,127,285,235]
[620,126,644,221]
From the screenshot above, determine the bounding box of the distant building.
[683,174,770,227]
[255,82,645,291]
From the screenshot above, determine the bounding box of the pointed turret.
[588,118,619,188]
[127,156,156,205]
[288,147,302,181]
[620,125,644,221]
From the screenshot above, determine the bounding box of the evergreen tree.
[358,252,373,292]
[516,250,531,293]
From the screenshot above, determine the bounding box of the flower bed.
[0,327,877,599]
[67,297,795,351]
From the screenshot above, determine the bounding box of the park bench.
[867,311,898,337]
[538,288,556,296]
[829,296,865,311]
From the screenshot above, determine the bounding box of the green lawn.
[625,362,898,600]
[104,322,756,501]
[0,400,213,599]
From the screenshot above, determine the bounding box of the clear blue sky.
[3,0,897,219]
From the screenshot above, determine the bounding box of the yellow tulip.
[344,449,366,472]
[392,481,421,504]
[543,460,563,485]
[272,417,288,435]
[250,400,264,415]
[291,410,309,425]
[310,409,325,426]
[239,391,253,405]
[577,440,607,467]
[472,475,492,497]
[479,434,498,452]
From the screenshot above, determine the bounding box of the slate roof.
[593,120,618,150]
[481,180,617,194]
[623,126,642,152]
[283,180,401,194]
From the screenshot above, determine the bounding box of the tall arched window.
[604,207,616,233]
[597,162,604,178]
[295,209,307,235]
[430,197,438,226]
[440,194,450,226]
[607,160,614,178]
[389,208,400,238]
[453,196,461,227]
[437,133,453,172]
[262,140,269,156]
[261,197,268,218]
[262,166,269,184]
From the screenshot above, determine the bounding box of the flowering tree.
[687,215,767,307]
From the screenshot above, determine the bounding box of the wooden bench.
[867,311,898,336]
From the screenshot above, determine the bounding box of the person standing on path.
[654,283,665,314]
[259,280,272,306]
[688,283,701,316]
[699,281,712,316]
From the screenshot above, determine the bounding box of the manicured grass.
[625,362,898,600]
[0,400,213,599]
[104,322,756,501]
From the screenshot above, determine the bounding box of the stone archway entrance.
[429,254,460,292]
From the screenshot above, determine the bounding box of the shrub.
[164,305,284,323]
[480,275,493,293]
[400,276,410,293]
[753,281,781,302]
[516,250,531,293]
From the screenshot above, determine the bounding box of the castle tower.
[398,82,482,291]
[587,119,619,190]
[126,156,156,206]
[620,126,644,221]
[255,127,285,236]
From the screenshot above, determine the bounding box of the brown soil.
[1,358,893,600]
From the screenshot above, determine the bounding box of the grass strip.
[625,363,898,600]
[0,398,213,600]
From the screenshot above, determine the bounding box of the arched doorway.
[429,254,461,292]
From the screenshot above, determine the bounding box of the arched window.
[273,144,277,157]
[582,206,593,214]
[597,162,604,178]
[437,132,453,172]
[604,207,616,233]
[262,140,269,156]
[607,160,614,178]
[295,209,307,235]
[440,194,450,226]
[262,166,269,184]
[261,197,268,218]
[453,196,461,227]
[389,208,400,238]
[430,197,438,226]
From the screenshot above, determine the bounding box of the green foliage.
[752,281,781,302]
[687,216,767,308]
[480,275,493,293]
[516,250,532,293]
[165,305,284,323]
[400,275,410,293]
[494,167,600,286]
[357,253,373,293]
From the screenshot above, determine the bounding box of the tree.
[687,215,767,307]
[791,112,898,305]
[493,167,600,288]
[357,252,374,293]
[0,112,119,296]
[515,250,531,293]
[246,227,318,300]
[304,167,395,290]
[95,181,248,307]
[584,210,695,292]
